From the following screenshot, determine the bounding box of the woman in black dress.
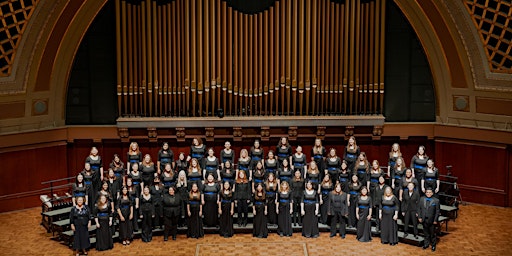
[422,159,440,195]
[117,186,133,246]
[328,183,349,238]
[325,148,342,185]
[204,148,219,181]
[338,160,351,193]
[311,138,326,175]
[161,163,177,191]
[355,186,372,242]
[277,158,293,184]
[252,161,266,192]
[187,137,206,169]
[265,173,279,226]
[126,142,142,176]
[290,169,304,226]
[109,154,125,185]
[126,178,140,232]
[264,150,279,177]
[72,173,88,206]
[348,175,362,228]
[187,158,203,190]
[81,163,96,210]
[319,173,334,225]
[250,140,265,170]
[175,152,189,175]
[157,142,174,175]
[237,149,252,182]
[218,181,235,237]
[277,181,293,237]
[399,168,419,201]
[176,171,188,227]
[292,146,308,178]
[354,152,370,189]
[410,145,429,182]
[390,156,406,197]
[373,176,389,231]
[379,186,400,245]
[276,137,293,166]
[85,147,103,192]
[219,160,235,190]
[343,136,360,171]
[253,183,268,238]
[69,196,91,256]
[106,169,120,204]
[140,154,157,188]
[94,194,113,251]
[150,176,164,229]
[139,186,155,242]
[220,141,235,169]
[301,180,319,238]
[234,170,251,227]
[306,161,321,190]
[387,143,402,173]
[187,183,204,238]
[162,187,182,241]
[202,173,220,227]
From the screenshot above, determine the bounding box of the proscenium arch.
[52,0,464,124]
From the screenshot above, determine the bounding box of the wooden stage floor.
[0,203,511,256]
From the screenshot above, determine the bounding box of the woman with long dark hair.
[253,183,268,238]
[328,183,349,238]
[162,187,182,241]
[301,180,319,238]
[218,181,235,237]
[187,183,204,238]
[116,186,133,246]
[379,186,400,246]
[276,181,293,237]
[355,186,372,242]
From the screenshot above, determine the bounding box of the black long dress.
[190,144,207,169]
[72,183,87,200]
[219,191,234,237]
[204,156,219,180]
[301,190,319,238]
[139,194,155,242]
[202,182,220,227]
[292,153,307,177]
[220,149,235,165]
[85,156,102,195]
[265,182,278,225]
[348,182,361,227]
[94,204,113,251]
[380,195,400,244]
[250,147,265,170]
[311,146,326,174]
[161,171,177,191]
[264,158,279,178]
[290,178,304,226]
[319,182,334,224]
[277,191,293,236]
[338,169,351,193]
[140,163,156,187]
[158,148,174,173]
[220,167,235,187]
[187,193,204,238]
[276,145,292,166]
[253,193,268,238]
[356,195,373,242]
[69,205,91,251]
[162,193,182,240]
[354,162,369,188]
[81,170,96,210]
[117,196,133,241]
[423,168,439,193]
[391,166,405,197]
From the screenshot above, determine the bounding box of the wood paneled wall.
[115,0,386,117]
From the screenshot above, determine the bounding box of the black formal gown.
[81,170,96,210]
[325,156,341,184]
[202,183,220,227]
[391,166,405,197]
[117,196,133,241]
[162,193,182,240]
[69,205,91,251]
[338,170,351,193]
[292,153,307,177]
[190,144,206,169]
[253,193,268,238]
[411,155,428,182]
[140,163,156,187]
[139,195,155,242]
[264,159,279,178]
[219,191,234,237]
[311,146,326,174]
[319,182,334,224]
[348,182,361,227]
[161,171,177,191]
[276,145,292,166]
[277,192,293,236]
[204,156,219,180]
[356,195,373,242]
[220,149,235,166]
[187,194,204,238]
[343,146,360,171]
[290,178,304,226]
[423,168,439,193]
[158,149,174,174]
[301,190,319,238]
[380,195,400,244]
[250,147,265,170]
[94,204,113,251]
[354,163,369,188]
[266,183,278,225]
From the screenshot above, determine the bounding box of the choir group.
[69,136,442,256]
